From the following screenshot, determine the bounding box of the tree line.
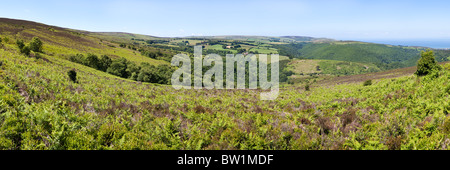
[69,54,175,84]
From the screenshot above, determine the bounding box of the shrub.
[21,46,31,56]
[16,40,30,55]
[69,54,85,64]
[29,37,43,52]
[316,117,333,135]
[16,40,25,49]
[68,69,77,83]
[84,53,100,69]
[305,84,310,91]
[16,39,32,56]
[193,105,207,113]
[363,79,372,86]
[415,50,441,76]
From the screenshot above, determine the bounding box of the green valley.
[1,18,450,150]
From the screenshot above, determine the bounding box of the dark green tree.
[84,53,100,70]
[68,69,77,83]
[137,64,156,83]
[363,80,372,86]
[107,57,129,78]
[99,55,112,72]
[155,64,174,84]
[17,40,31,56]
[415,50,441,76]
[305,84,310,91]
[126,62,141,80]
[29,37,43,52]
[16,39,25,49]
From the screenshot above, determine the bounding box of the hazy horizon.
[1,0,450,41]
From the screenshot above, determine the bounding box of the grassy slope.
[1,18,450,150]
[1,45,450,149]
[298,42,423,66]
[288,59,381,75]
[86,32,164,44]
[0,18,168,65]
[274,41,446,70]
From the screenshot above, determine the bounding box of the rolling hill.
[274,41,450,71]
[1,18,450,150]
[0,18,170,65]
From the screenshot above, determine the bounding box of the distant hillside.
[0,18,170,65]
[2,17,449,78]
[185,35,334,43]
[274,41,450,70]
[280,36,335,42]
[86,32,164,44]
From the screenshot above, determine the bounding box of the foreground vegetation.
[1,18,450,150]
[1,45,450,149]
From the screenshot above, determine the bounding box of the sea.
[357,39,450,49]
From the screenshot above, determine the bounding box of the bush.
[16,39,36,56]
[363,80,372,86]
[16,40,30,55]
[21,46,31,56]
[16,40,25,49]
[69,54,85,64]
[84,53,100,70]
[29,37,43,52]
[305,84,310,91]
[415,50,441,76]
[68,69,77,83]
[386,136,402,150]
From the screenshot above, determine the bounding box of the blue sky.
[2,0,450,40]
